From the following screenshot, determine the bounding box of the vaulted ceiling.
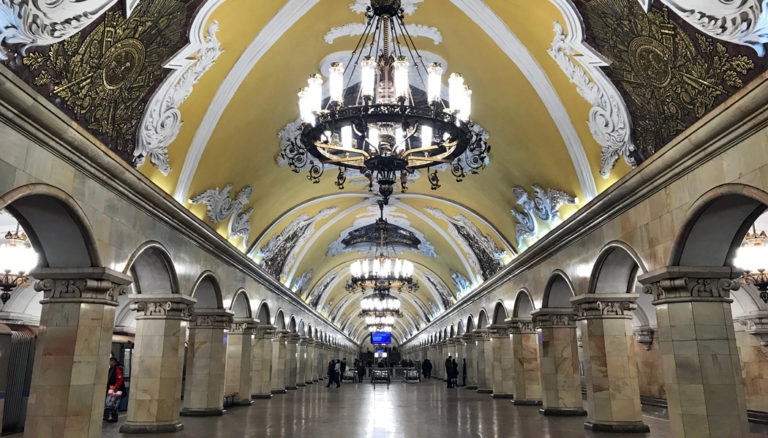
[2,0,764,344]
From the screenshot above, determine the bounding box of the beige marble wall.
[475,333,491,392]
[511,326,542,405]
[182,310,231,415]
[736,328,768,412]
[270,331,287,394]
[250,326,274,398]
[122,295,193,433]
[462,336,477,388]
[224,320,254,405]
[634,329,665,399]
[303,341,315,383]
[533,309,585,415]
[24,296,117,437]
[284,334,299,390]
[296,338,307,386]
[490,326,514,398]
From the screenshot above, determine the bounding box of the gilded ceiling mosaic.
[575,0,762,161]
[5,0,200,163]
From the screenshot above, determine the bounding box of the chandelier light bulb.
[0,238,37,276]
[367,125,380,151]
[329,62,345,104]
[448,73,465,113]
[307,74,323,114]
[393,56,410,100]
[459,87,472,122]
[341,125,353,150]
[298,88,315,125]
[427,62,443,103]
[420,125,433,149]
[735,244,768,273]
[361,56,377,99]
[362,260,369,277]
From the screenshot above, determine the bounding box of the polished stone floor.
[102,379,768,437]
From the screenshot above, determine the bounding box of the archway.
[512,290,534,318]
[508,289,540,404]
[541,271,574,308]
[492,301,508,325]
[231,290,252,319]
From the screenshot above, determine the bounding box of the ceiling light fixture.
[0,224,37,304]
[734,226,768,303]
[284,0,489,202]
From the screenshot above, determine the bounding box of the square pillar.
[270,330,288,394]
[224,318,256,406]
[532,308,586,416]
[181,309,233,416]
[462,334,478,389]
[509,318,542,405]
[296,337,308,387]
[121,294,196,433]
[284,333,299,390]
[475,330,492,393]
[250,324,274,399]
[303,339,316,384]
[489,324,514,398]
[23,268,130,438]
[639,267,749,438]
[572,294,649,432]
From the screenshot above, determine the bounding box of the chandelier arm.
[394,16,428,92]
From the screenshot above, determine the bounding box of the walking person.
[104,357,125,423]
[451,358,459,388]
[445,356,453,388]
[340,358,347,383]
[462,358,467,387]
[356,360,366,383]
[326,360,340,388]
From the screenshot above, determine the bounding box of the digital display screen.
[371,332,391,344]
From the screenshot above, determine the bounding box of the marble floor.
[101,379,768,438]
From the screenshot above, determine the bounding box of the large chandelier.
[0,225,37,304]
[360,293,402,316]
[734,227,768,303]
[346,201,418,293]
[285,0,489,201]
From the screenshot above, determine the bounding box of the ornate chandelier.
[284,0,489,201]
[0,225,37,304]
[734,227,768,303]
[360,293,402,315]
[346,201,418,293]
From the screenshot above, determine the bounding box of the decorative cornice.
[531,308,576,328]
[33,267,132,306]
[253,324,276,339]
[229,317,257,333]
[135,14,223,175]
[189,309,234,329]
[488,323,509,337]
[570,293,638,320]
[546,16,636,177]
[507,317,536,334]
[638,266,740,304]
[129,294,196,321]
[511,184,578,246]
[633,325,655,350]
[735,311,768,346]
[639,0,768,56]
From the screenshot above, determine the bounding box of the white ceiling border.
[450,0,598,201]
[174,0,320,203]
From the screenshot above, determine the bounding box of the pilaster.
[250,324,275,399]
[475,330,493,393]
[284,332,300,390]
[462,333,478,389]
[489,324,514,398]
[270,330,288,394]
[509,318,542,405]
[224,317,256,406]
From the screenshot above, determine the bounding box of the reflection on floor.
[102,379,768,437]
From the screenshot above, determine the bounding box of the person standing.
[451,359,459,388]
[340,358,347,383]
[356,360,366,383]
[445,356,452,388]
[104,357,125,422]
[326,360,340,388]
[462,358,467,387]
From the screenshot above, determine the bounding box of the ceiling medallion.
[283,0,489,202]
[346,200,419,294]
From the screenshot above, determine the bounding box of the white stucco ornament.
[189,184,253,248]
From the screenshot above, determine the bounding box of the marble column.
[531,308,586,416]
[304,339,316,383]
[572,294,649,432]
[23,268,130,438]
[181,309,233,416]
[489,324,514,398]
[462,333,478,389]
[509,318,542,405]
[121,294,196,433]
[296,336,308,387]
[270,330,288,394]
[0,324,10,426]
[250,324,274,399]
[284,332,300,390]
[639,267,749,438]
[475,330,493,393]
[224,318,256,406]
[316,343,326,381]
[735,312,768,412]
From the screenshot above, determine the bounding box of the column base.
[477,389,493,394]
[305,381,314,384]
[120,420,184,433]
[286,386,298,390]
[465,385,478,390]
[539,408,587,416]
[491,393,514,399]
[251,394,272,399]
[271,389,287,394]
[584,420,649,433]
[297,383,306,387]
[234,400,253,406]
[180,408,224,417]
[313,379,319,382]
[512,399,542,406]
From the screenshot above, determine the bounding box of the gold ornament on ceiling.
[576,0,756,162]
[20,0,189,161]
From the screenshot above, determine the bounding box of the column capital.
[638,266,740,304]
[633,325,655,350]
[273,329,290,341]
[285,332,301,343]
[298,336,312,346]
[531,308,576,328]
[508,317,536,334]
[474,329,491,341]
[570,293,638,320]
[189,309,234,329]
[736,311,768,346]
[32,267,132,306]
[461,332,478,342]
[229,317,257,333]
[254,324,276,339]
[129,294,196,320]
[488,323,510,338]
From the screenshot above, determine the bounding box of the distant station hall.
[2,0,768,437]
